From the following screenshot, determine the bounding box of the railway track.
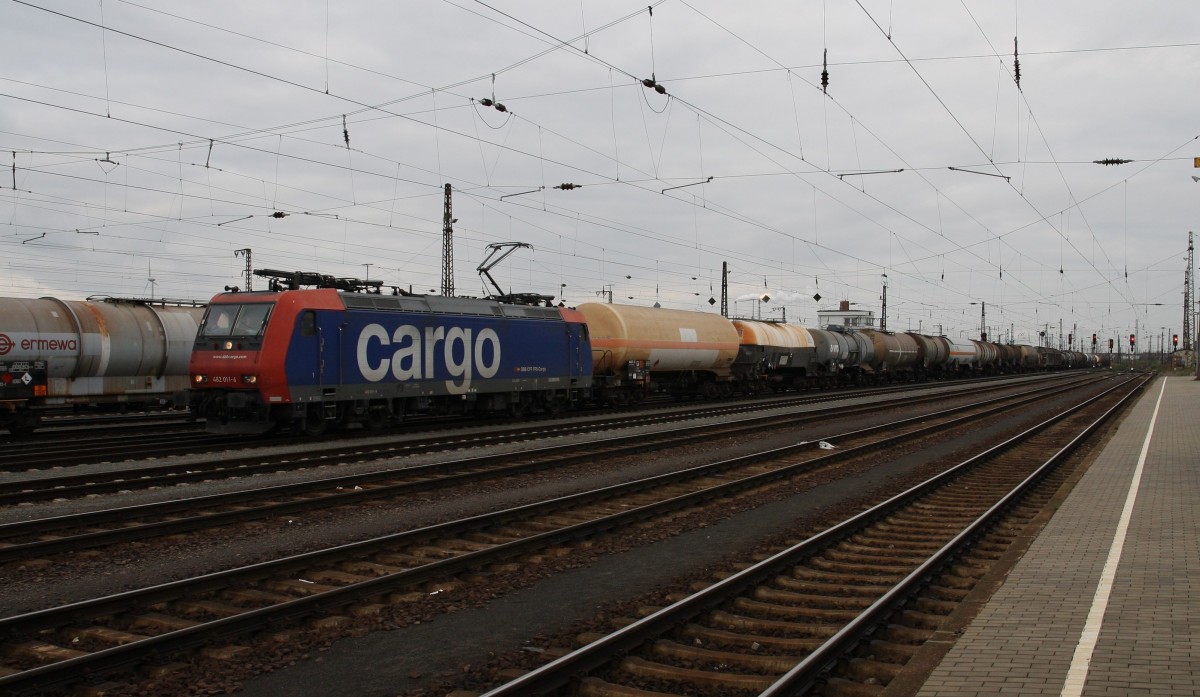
[0,373,1066,471]
[0,375,1103,564]
[0,374,1079,497]
[476,373,1149,697]
[0,373,1131,695]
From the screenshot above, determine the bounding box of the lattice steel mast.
[441,184,454,297]
[1185,231,1194,356]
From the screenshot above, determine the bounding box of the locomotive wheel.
[364,407,388,432]
[302,404,328,436]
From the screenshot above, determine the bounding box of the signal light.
[1129,333,1136,347]
[1092,333,1097,345]
[1173,334,1179,348]
[1108,338,1114,350]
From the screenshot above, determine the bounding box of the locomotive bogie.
[0,296,203,434]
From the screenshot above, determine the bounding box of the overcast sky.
[3,0,1199,349]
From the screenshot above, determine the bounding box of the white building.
[817,300,876,330]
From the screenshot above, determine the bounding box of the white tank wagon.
[0,296,205,434]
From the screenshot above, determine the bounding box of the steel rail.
[0,375,1104,564]
[475,374,1147,696]
[0,377,1111,694]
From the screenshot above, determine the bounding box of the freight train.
[0,296,205,435]
[188,272,1106,435]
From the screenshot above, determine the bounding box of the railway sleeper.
[944,559,991,579]
[618,655,777,692]
[172,599,249,619]
[753,586,875,611]
[789,566,905,585]
[305,569,376,585]
[822,676,885,697]
[909,597,958,616]
[848,533,944,551]
[577,675,679,697]
[128,613,200,634]
[772,576,893,597]
[259,578,341,596]
[878,623,934,644]
[462,531,524,545]
[924,584,971,602]
[219,588,292,607]
[865,638,918,663]
[707,610,838,639]
[337,561,405,576]
[813,553,919,574]
[845,656,901,684]
[732,597,860,623]
[677,624,825,653]
[836,542,941,560]
[897,608,947,631]
[65,626,148,648]
[651,639,800,673]
[1,640,87,665]
[878,514,964,528]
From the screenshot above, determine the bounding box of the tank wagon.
[575,302,740,401]
[807,328,860,384]
[190,286,592,434]
[856,329,920,378]
[730,319,817,391]
[0,296,204,435]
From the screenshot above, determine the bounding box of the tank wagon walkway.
[912,375,1198,697]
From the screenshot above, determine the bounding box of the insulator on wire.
[1013,37,1022,89]
[821,48,829,93]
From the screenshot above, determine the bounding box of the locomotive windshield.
[200,303,272,338]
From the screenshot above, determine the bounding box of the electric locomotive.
[189,271,592,434]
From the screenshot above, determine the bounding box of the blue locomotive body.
[191,289,592,434]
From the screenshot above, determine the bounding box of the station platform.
[913,375,1199,697]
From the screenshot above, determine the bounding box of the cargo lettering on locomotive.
[356,322,502,394]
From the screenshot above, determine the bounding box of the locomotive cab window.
[200,304,273,338]
[300,311,316,336]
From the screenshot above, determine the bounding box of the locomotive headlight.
[193,374,207,384]
[223,341,234,350]
[242,374,258,384]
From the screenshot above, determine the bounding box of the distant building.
[817,300,875,330]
